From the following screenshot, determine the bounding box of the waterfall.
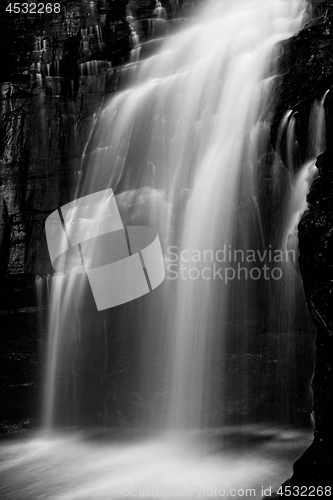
[3,1,325,499]
[42,0,308,431]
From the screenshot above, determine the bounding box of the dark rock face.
[0,0,194,432]
[270,1,333,492]
[272,2,333,152]
[0,1,195,279]
[291,148,333,486]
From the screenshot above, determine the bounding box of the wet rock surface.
[0,0,194,432]
[291,149,333,489]
[272,2,333,151]
[271,0,333,492]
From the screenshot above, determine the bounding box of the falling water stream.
[0,0,324,498]
[69,0,309,431]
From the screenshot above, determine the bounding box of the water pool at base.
[0,426,312,500]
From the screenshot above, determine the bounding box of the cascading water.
[1,1,321,498]
[44,0,307,431]
[262,95,327,421]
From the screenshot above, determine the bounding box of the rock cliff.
[269,0,333,493]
